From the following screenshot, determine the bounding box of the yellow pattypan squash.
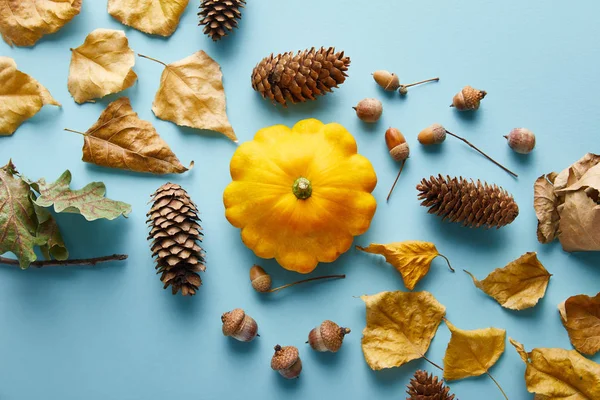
[223,119,377,273]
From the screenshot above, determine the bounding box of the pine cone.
[147,183,205,296]
[417,175,518,229]
[198,0,246,41]
[251,47,350,107]
[407,370,455,400]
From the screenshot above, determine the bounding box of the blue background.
[1,1,599,399]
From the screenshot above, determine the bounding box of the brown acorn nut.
[308,320,351,352]
[373,70,400,91]
[249,265,272,292]
[418,123,447,145]
[353,98,383,123]
[385,128,410,202]
[451,85,487,111]
[271,345,302,379]
[221,309,258,342]
[504,128,535,154]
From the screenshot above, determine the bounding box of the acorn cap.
[271,345,299,370]
[320,320,350,352]
[222,309,245,336]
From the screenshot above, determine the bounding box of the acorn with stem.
[250,265,345,293]
[385,127,410,202]
[221,309,259,342]
[271,345,302,379]
[307,320,351,353]
[373,70,439,95]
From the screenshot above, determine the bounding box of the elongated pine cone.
[251,47,350,106]
[147,183,205,296]
[407,370,455,400]
[198,0,246,41]
[417,175,518,229]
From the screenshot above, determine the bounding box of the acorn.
[451,85,487,110]
[271,345,302,379]
[417,123,447,145]
[221,309,258,342]
[385,127,410,202]
[373,70,400,91]
[504,128,535,154]
[307,320,351,353]
[353,98,383,123]
[250,265,272,292]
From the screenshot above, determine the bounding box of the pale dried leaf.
[558,190,600,251]
[559,293,600,355]
[108,0,189,37]
[559,163,600,193]
[534,174,560,244]
[554,153,600,191]
[32,201,68,261]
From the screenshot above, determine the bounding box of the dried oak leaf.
[558,293,600,356]
[68,29,137,104]
[33,202,68,261]
[108,0,189,37]
[141,51,237,142]
[70,97,192,174]
[0,57,60,135]
[0,0,81,47]
[360,291,445,370]
[356,241,453,290]
[510,338,600,399]
[464,252,551,310]
[534,173,560,243]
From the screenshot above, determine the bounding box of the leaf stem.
[0,254,128,268]
[386,159,406,202]
[403,77,439,88]
[438,254,455,272]
[486,372,509,400]
[267,274,345,293]
[445,130,518,178]
[137,53,167,67]
[64,128,86,135]
[423,356,444,371]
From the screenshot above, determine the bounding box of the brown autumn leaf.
[356,241,454,290]
[68,29,138,104]
[0,57,60,135]
[464,252,551,310]
[361,291,446,370]
[67,97,192,174]
[510,338,600,399]
[108,0,189,37]
[0,0,81,47]
[558,293,600,356]
[534,173,560,243]
[140,51,237,142]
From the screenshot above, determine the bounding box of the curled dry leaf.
[0,57,60,135]
[67,97,192,175]
[558,293,600,356]
[0,0,81,47]
[33,203,67,261]
[510,338,600,399]
[68,29,137,104]
[534,173,560,243]
[360,291,445,370]
[464,252,551,310]
[139,52,237,142]
[356,241,454,290]
[108,0,189,37]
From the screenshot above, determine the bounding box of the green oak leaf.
[32,200,68,261]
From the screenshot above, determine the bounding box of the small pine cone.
[147,183,205,296]
[198,0,246,41]
[407,370,455,400]
[251,47,350,107]
[417,175,519,229]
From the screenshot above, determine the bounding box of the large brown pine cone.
[251,47,350,107]
[417,175,518,229]
[147,183,205,296]
[198,0,246,41]
[406,370,455,400]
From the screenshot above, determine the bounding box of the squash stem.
[292,177,312,199]
[267,274,345,293]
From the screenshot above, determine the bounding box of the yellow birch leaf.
[140,52,237,142]
[67,97,192,175]
[558,293,600,355]
[108,0,189,37]
[0,57,60,135]
[356,241,454,290]
[464,252,551,310]
[361,291,446,370]
[68,29,138,104]
[510,338,600,399]
[0,0,81,47]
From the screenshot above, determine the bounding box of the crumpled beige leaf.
[141,51,237,142]
[510,338,600,399]
[69,97,192,174]
[534,173,560,243]
[108,0,189,37]
[360,291,446,370]
[68,29,138,104]
[464,252,551,310]
[0,0,81,47]
[0,57,60,135]
[558,293,600,356]
[356,241,454,290]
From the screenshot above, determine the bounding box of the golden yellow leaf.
[67,97,192,175]
[0,57,60,135]
[464,252,551,310]
[108,0,189,37]
[68,29,138,104]
[558,293,600,356]
[0,0,81,47]
[140,52,237,142]
[356,241,454,290]
[510,338,600,399]
[360,291,446,370]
